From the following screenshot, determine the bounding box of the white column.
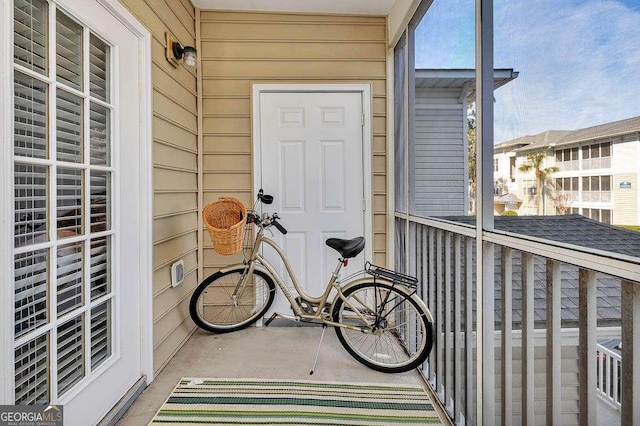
[475,0,495,423]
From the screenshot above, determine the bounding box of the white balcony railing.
[394,213,640,425]
[597,343,622,409]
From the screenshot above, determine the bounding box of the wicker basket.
[203,197,247,255]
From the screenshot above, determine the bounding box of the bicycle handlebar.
[246,211,287,235]
[271,219,287,235]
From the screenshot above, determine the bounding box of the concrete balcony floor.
[117,325,446,425]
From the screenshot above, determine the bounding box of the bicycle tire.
[332,281,433,373]
[189,267,276,333]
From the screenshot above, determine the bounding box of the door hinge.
[362,199,366,211]
[361,113,365,126]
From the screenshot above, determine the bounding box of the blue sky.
[414,0,640,143]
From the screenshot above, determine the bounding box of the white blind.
[13,1,114,404]
[14,334,49,405]
[90,237,110,299]
[90,301,111,370]
[14,0,47,75]
[14,249,48,338]
[57,316,84,396]
[56,90,83,163]
[90,171,110,233]
[57,166,83,238]
[56,11,83,91]
[14,163,48,247]
[14,73,47,159]
[89,34,109,102]
[57,242,83,317]
[90,103,109,165]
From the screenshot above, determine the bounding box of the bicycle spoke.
[334,283,431,372]
[193,269,274,331]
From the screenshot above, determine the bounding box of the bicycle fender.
[218,262,273,278]
[336,277,434,324]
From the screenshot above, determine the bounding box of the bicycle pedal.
[264,312,278,327]
[265,312,300,326]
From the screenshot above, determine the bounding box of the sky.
[414,0,640,143]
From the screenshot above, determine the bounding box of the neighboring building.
[494,117,640,225]
[413,68,518,217]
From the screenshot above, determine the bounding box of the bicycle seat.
[325,237,365,259]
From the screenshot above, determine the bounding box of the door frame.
[251,84,374,265]
[0,0,154,404]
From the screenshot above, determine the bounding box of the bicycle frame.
[225,225,388,330]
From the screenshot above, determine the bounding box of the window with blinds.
[12,0,114,403]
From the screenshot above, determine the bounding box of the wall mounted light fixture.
[165,32,197,69]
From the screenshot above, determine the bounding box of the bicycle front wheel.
[332,282,433,373]
[189,267,276,333]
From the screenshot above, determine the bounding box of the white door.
[258,91,367,315]
[9,0,145,424]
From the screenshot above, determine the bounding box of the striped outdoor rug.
[149,378,442,425]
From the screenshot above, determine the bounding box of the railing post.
[465,238,475,425]
[522,253,535,426]
[454,235,462,424]
[436,230,444,399]
[546,260,562,425]
[621,280,640,426]
[501,248,513,426]
[444,233,453,413]
[578,269,597,425]
[428,228,436,386]
[419,225,432,380]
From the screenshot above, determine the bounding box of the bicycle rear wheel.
[332,282,433,373]
[189,267,275,333]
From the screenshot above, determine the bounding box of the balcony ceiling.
[191,0,397,15]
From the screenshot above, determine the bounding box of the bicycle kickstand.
[309,324,327,375]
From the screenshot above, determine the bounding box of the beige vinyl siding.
[199,11,388,269]
[118,0,198,374]
[612,136,640,225]
[613,172,638,225]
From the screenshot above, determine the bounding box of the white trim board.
[95,0,154,385]
[252,83,374,268]
[0,0,15,404]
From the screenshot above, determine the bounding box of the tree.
[518,152,558,215]
[553,191,574,215]
[467,104,477,214]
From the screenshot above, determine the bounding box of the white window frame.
[0,0,153,403]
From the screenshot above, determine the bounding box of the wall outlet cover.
[171,259,185,287]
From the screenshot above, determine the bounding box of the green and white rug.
[149,378,442,425]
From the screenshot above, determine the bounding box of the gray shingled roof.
[441,214,640,258]
[495,116,640,152]
[431,215,639,326]
[494,130,571,151]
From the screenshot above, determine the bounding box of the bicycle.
[189,190,434,373]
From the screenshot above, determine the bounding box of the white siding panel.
[413,88,466,217]
[612,136,639,172]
